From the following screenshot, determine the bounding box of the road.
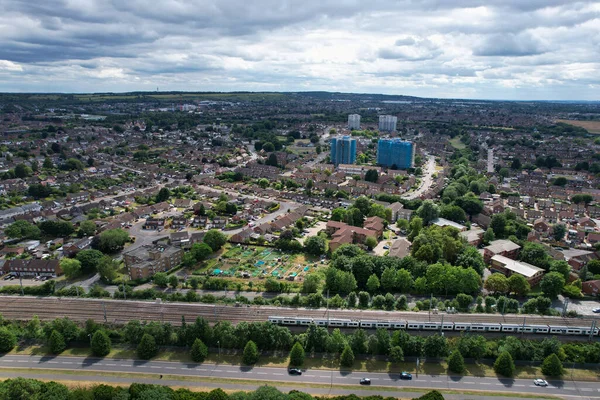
[402,155,436,200]
[0,355,596,399]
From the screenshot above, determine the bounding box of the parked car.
[359,378,371,385]
[593,308,600,313]
[400,372,412,380]
[534,379,548,387]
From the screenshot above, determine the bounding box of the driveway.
[298,221,326,245]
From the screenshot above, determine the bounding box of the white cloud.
[0,0,597,99]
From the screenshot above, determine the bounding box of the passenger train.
[268,316,599,337]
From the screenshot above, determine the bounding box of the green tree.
[550,260,571,280]
[153,272,168,288]
[482,228,495,245]
[79,220,97,236]
[49,330,66,354]
[494,351,515,377]
[484,273,509,294]
[169,275,179,289]
[0,328,16,353]
[364,169,379,183]
[14,163,32,178]
[365,236,378,250]
[302,274,320,293]
[94,229,130,254]
[76,249,105,273]
[304,236,326,256]
[507,274,530,296]
[137,333,158,359]
[60,258,82,278]
[203,229,228,251]
[415,200,439,225]
[366,274,380,293]
[266,153,278,167]
[289,342,305,367]
[552,224,567,242]
[243,340,259,365]
[91,330,111,357]
[190,242,213,261]
[340,345,355,368]
[156,187,171,202]
[96,256,119,282]
[541,353,564,377]
[389,345,404,363]
[448,350,465,374]
[191,338,208,362]
[5,220,41,240]
[540,272,566,298]
[424,334,448,358]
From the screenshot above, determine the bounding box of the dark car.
[288,368,302,375]
[359,378,371,385]
[400,372,412,380]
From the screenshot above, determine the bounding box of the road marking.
[105,363,116,366]
[319,375,329,378]
[431,380,442,383]
[3,360,13,363]
[256,372,267,375]
[165,367,176,370]
[273,373,283,376]
[61,362,73,364]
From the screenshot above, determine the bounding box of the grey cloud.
[395,37,415,46]
[474,33,547,57]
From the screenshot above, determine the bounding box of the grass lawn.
[449,137,466,149]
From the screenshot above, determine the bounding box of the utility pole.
[326,289,330,324]
[429,293,433,322]
[102,302,107,323]
[521,316,526,338]
[562,298,569,317]
[589,320,597,342]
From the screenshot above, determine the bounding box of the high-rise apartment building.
[330,136,357,166]
[348,114,361,130]
[378,115,398,132]
[377,139,414,169]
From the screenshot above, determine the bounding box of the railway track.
[0,296,598,331]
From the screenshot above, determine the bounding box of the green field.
[449,137,466,149]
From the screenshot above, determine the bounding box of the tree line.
[0,378,444,400]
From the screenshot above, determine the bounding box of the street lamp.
[217,340,220,359]
[88,333,92,349]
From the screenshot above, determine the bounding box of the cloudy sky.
[0,0,599,100]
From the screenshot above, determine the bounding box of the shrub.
[0,328,16,353]
[541,353,564,377]
[137,334,157,360]
[91,330,111,357]
[289,342,305,367]
[494,351,515,377]
[49,330,66,354]
[242,340,259,365]
[448,350,465,374]
[191,339,208,363]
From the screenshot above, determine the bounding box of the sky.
[0,0,599,100]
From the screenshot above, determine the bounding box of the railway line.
[0,296,598,336]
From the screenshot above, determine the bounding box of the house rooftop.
[491,254,543,278]
[485,239,521,254]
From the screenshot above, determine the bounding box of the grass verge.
[10,344,600,382]
[0,368,560,399]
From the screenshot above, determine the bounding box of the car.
[593,308,600,313]
[288,368,302,375]
[383,245,390,250]
[400,372,412,380]
[359,378,371,385]
[534,379,548,387]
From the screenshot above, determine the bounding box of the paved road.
[402,155,436,200]
[0,355,597,399]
